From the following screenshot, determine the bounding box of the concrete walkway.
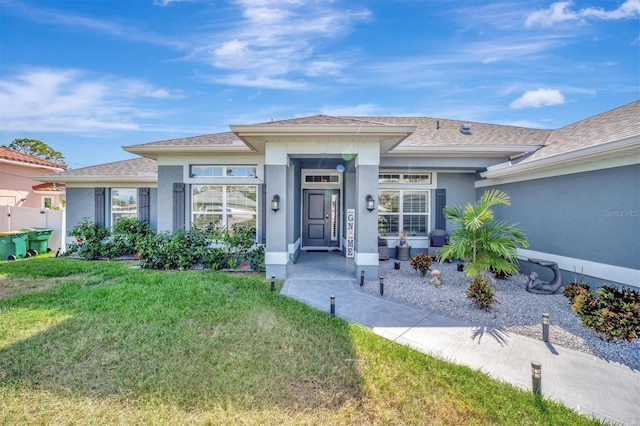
[281,252,640,426]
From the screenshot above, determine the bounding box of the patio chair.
[427,229,448,259]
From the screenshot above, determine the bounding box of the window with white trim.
[378,190,430,237]
[42,197,53,209]
[190,165,256,178]
[192,185,257,231]
[111,188,137,224]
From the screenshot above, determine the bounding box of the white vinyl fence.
[0,206,66,253]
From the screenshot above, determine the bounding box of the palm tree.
[437,190,529,309]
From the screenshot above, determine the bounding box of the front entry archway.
[302,189,340,250]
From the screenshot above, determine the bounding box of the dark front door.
[302,189,340,249]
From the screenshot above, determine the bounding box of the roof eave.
[230,124,417,153]
[481,136,640,178]
[386,145,541,158]
[123,144,253,159]
[34,175,158,184]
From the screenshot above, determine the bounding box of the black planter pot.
[457,263,464,272]
[394,262,401,269]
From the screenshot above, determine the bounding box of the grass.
[0,258,602,425]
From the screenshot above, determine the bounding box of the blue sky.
[1,0,638,169]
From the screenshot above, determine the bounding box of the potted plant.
[436,189,529,310]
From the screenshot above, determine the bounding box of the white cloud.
[525,0,640,28]
[510,89,565,109]
[213,74,307,89]
[0,68,181,131]
[200,1,370,88]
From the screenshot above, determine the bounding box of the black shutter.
[435,189,446,230]
[138,187,150,223]
[173,183,185,231]
[95,188,106,227]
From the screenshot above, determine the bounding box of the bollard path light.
[379,276,384,296]
[330,295,336,317]
[542,313,550,342]
[531,361,542,395]
[360,271,365,289]
[270,275,275,292]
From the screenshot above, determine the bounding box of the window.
[304,175,340,183]
[43,197,53,209]
[379,173,431,184]
[190,165,256,178]
[378,190,429,237]
[192,185,257,231]
[111,188,137,224]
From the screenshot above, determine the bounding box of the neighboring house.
[41,101,640,288]
[0,146,66,209]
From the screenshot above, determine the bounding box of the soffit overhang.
[229,124,417,154]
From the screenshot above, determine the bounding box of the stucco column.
[354,160,379,280]
[265,162,288,279]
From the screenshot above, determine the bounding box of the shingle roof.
[260,114,388,126]
[50,157,157,178]
[347,116,551,147]
[0,146,67,170]
[125,131,242,147]
[516,100,640,163]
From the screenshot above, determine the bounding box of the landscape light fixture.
[379,276,384,296]
[542,313,550,342]
[366,194,375,212]
[330,295,335,317]
[271,195,280,212]
[531,361,542,395]
[360,271,365,289]
[271,275,275,292]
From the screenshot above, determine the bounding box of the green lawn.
[0,258,600,425]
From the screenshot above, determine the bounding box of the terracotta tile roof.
[0,146,67,170]
[348,116,551,148]
[516,100,640,163]
[32,182,65,191]
[50,157,157,178]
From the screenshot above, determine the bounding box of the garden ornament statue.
[429,269,442,286]
[525,258,563,294]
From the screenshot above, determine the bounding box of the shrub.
[108,217,153,257]
[409,253,432,277]
[567,284,640,342]
[563,282,591,301]
[137,227,211,270]
[466,278,498,311]
[66,217,110,260]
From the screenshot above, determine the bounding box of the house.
[0,146,66,209]
[41,101,640,288]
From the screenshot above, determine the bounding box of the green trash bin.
[21,227,54,256]
[0,231,29,260]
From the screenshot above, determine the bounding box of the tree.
[5,138,66,166]
[437,190,529,309]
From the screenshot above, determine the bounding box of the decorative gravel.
[363,259,640,371]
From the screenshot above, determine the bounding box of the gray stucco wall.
[65,187,95,232]
[436,172,477,232]
[157,165,184,232]
[482,164,640,274]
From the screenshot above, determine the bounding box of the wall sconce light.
[271,195,280,212]
[366,194,375,212]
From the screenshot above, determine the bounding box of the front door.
[302,189,340,249]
